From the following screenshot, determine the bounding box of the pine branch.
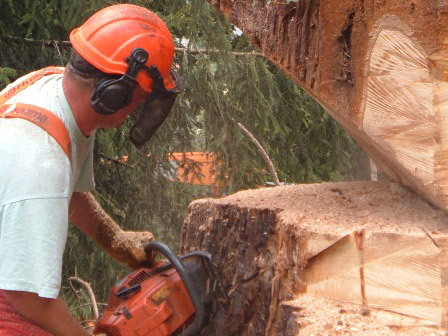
[68,276,99,320]
[0,35,264,57]
[99,154,134,169]
[1,35,72,46]
[176,46,264,57]
[237,123,281,186]
[69,302,107,312]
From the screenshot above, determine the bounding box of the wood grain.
[206,0,448,211]
[182,181,448,334]
[305,232,442,323]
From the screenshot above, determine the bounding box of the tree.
[205,0,448,211]
[0,0,365,317]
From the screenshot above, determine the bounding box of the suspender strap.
[0,67,71,161]
[0,103,71,160]
[0,67,65,105]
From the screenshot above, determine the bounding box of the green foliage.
[62,284,99,324]
[0,0,368,315]
[0,67,16,86]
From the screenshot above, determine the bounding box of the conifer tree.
[0,0,367,319]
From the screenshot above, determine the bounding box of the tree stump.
[182,181,448,335]
[206,0,448,211]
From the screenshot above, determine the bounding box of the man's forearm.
[69,191,154,268]
[69,191,129,257]
[69,191,121,240]
[3,290,89,336]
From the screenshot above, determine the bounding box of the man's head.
[66,4,182,146]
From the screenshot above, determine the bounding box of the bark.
[207,0,448,211]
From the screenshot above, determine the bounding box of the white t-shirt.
[0,71,95,298]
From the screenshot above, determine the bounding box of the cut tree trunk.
[207,0,448,211]
[182,181,448,335]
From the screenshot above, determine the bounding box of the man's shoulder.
[0,70,75,157]
[0,73,74,198]
[13,73,64,108]
[0,116,69,164]
[0,118,72,203]
[0,67,64,104]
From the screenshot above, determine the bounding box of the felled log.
[181,181,448,335]
[206,0,448,211]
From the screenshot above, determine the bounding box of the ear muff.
[90,48,150,115]
[91,76,134,115]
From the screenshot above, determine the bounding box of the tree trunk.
[182,181,448,335]
[207,0,448,211]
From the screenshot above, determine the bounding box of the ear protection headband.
[91,48,149,115]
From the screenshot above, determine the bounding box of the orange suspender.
[0,67,71,160]
[0,103,72,159]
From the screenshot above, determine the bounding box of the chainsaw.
[94,241,227,336]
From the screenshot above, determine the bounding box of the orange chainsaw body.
[94,242,227,336]
[95,266,195,336]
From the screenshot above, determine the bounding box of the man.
[0,4,181,335]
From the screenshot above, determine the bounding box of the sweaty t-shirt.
[0,71,95,298]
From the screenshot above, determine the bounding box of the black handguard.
[129,66,182,148]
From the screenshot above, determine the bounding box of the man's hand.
[69,192,155,269]
[102,230,155,269]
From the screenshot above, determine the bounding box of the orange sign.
[168,152,220,186]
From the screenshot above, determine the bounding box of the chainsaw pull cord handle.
[143,241,206,336]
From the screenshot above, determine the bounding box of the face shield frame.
[129,65,183,148]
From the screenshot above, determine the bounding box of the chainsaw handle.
[143,241,206,336]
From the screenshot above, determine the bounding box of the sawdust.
[184,181,448,335]
[213,181,448,235]
[286,296,446,336]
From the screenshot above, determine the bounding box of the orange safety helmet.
[70,4,175,92]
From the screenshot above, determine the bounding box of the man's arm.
[3,290,90,336]
[69,191,154,268]
[69,191,108,239]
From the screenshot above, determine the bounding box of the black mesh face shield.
[129,66,182,148]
